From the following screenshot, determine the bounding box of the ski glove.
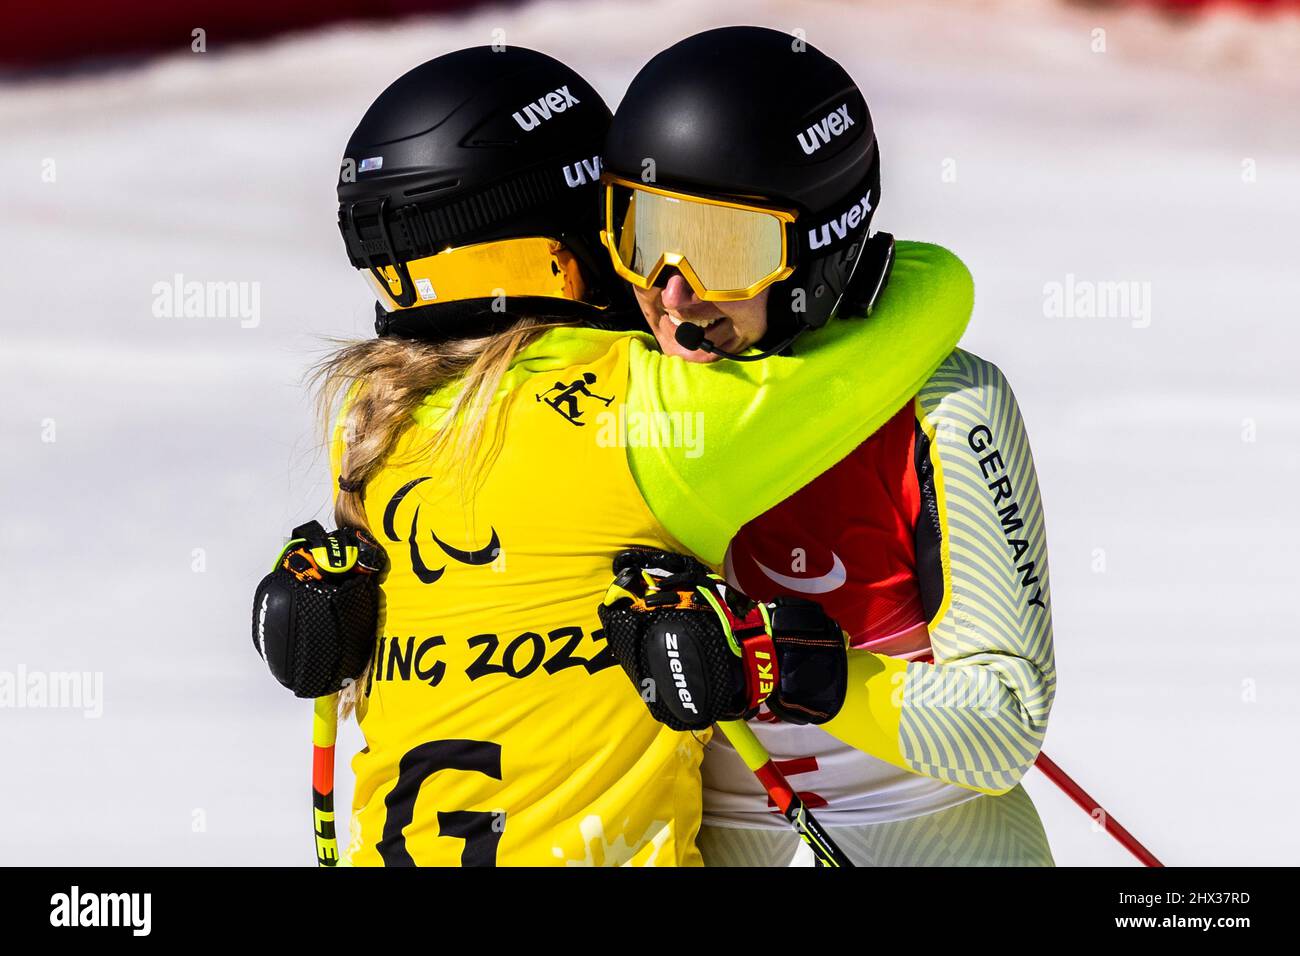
[252,521,387,698]
[597,549,848,732]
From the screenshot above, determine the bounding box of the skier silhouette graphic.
[536,372,613,426]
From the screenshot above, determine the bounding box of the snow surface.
[1,0,1298,865]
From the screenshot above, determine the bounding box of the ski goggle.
[601,175,797,301]
[365,236,597,311]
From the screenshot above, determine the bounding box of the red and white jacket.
[704,349,1057,827]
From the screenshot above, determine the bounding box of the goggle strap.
[341,163,576,269]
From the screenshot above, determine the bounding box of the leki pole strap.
[695,586,778,712]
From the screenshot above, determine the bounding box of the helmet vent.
[403,179,459,198]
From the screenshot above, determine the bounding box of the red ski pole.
[1033,750,1163,867]
[915,652,1162,866]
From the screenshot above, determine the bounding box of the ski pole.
[913,652,1162,866]
[717,719,853,867]
[312,694,340,867]
[1033,750,1163,867]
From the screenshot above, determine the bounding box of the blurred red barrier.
[8,0,1297,70]
[1,0,504,69]
[1083,0,1299,10]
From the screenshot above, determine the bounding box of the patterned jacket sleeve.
[824,349,1057,794]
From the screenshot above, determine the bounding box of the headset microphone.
[672,321,800,362]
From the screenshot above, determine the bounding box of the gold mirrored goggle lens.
[365,236,594,311]
[604,181,794,300]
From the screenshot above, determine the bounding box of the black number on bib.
[378,739,504,867]
[543,626,589,674]
[502,632,545,678]
[465,633,506,680]
[466,627,617,681]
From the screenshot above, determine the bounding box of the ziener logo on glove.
[663,632,699,716]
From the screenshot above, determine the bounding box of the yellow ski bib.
[341,334,707,866]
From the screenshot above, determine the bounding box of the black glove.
[597,550,847,731]
[252,521,387,698]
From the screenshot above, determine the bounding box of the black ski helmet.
[603,26,890,351]
[337,46,618,340]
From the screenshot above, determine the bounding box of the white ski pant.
[697,783,1054,866]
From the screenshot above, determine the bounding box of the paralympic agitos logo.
[383,477,500,584]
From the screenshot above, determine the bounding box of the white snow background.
[1,0,1298,864]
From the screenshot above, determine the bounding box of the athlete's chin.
[652,323,725,363]
[674,343,726,363]
[707,332,748,355]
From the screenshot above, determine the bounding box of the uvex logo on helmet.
[563,154,602,188]
[808,190,873,251]
[796,103,855,156]
[512,85,580,132]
